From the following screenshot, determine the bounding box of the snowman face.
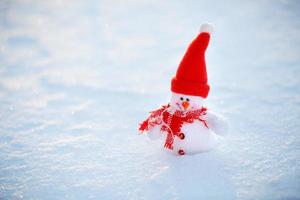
[170,92,204,111]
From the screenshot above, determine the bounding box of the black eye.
[180,97,184,101]
[186,98,190,102]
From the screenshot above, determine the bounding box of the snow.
[0,0,300,199]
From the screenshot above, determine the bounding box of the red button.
[179,133,185,140]
[178,149,185,155]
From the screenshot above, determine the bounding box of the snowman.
[139,23,229,155]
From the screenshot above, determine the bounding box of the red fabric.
[171,32,211,98]
[139,105,208,150]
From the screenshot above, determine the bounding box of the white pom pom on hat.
[200,23,214,35]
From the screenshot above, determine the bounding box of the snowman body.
[145,92,227,155]
[172,121,218,154]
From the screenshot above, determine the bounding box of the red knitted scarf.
[139,104,208,149]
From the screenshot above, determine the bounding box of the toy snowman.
[139,23,228,155]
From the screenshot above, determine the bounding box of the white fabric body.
[171,121,218,154]
[147,92,228,154]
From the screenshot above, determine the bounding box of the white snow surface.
[0,0,300,200]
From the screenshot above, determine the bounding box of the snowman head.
[170,92,204,111]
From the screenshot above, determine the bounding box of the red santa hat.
[171,23,213,98]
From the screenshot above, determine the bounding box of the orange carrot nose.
[182,101,189,110]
